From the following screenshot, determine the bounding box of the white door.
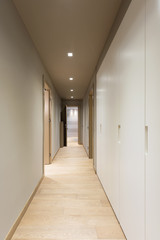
[118,1,145,239]
[146,0,160,238]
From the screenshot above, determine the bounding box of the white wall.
[97,0,145,239]
[0,1,60,239]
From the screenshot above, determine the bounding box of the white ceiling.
[13,0,122,99]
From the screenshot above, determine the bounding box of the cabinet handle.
[100,124,102,133]
[145,126,148,155]
[118,125,121,143]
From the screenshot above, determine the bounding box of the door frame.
[61,105,67,146]
[89,88,94,159]
[66,106,79,144]
[43,80,52,165]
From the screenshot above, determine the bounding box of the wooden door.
[44,81,52,165]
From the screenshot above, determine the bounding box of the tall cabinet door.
[96,38,121,218]
[96,70,104,182]
[146,0,160,238]
[118,0,145,239]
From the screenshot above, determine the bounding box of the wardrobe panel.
[118,0,145,239]
[96,36,121,217]
[96,55,113,199]
[146,0,160,238]
[96,0,145,239]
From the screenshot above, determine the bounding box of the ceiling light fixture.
[69,77,73,81]
[70,89,73,92]
[71,96,74,99]
[67,52,73,57]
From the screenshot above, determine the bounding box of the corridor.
[1,0,160,239]
[11,145,125,240]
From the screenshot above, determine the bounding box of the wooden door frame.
[78,105,81,144]
[89,88,94,159]
[43,80,52,165]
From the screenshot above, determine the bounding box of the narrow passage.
[12,145,125,240]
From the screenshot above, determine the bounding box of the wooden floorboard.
[11,144,126,240]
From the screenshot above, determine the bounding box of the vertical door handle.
[118,125,121,143]
[145,126,148,156]
[100,124,102,133]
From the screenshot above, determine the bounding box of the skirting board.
[52,148,60,161]
[5,176,44,240]
[83,144,89,158]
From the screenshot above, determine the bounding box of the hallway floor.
[12,145,126,240]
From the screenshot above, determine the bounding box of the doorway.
[67,106,78,146]
[43,81,52,165]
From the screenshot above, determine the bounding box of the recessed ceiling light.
[69,77,73,81]
[71,96,74,99]
[68,52,73,57]
[70,89,73,92]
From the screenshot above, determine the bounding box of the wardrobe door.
[118,0,145,239]
[96,69,103,183]
[96,57,111,195]
[96,44,120,214]
[107,41,121,218]
[146,0,160,238]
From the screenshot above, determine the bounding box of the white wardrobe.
[96,0,160,239]
[146,0,160,239]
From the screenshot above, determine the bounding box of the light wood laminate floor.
[12,144,126,240]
